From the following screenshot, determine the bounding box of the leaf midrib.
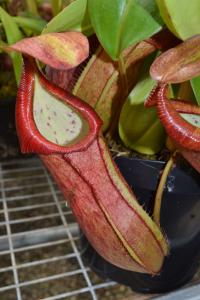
[115,0,132,59]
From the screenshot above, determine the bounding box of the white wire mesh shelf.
[0,156,135,300]
[0,156,199,300]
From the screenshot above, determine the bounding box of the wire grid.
[0,156,133,300]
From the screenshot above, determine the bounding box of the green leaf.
[156,0,200,40]
[88,0,161,60]
[191,76,200,106]
[138,0,164,25]
[119,54,166,155]
[43,0,93,36]
[0,7,23,85]
[13,16,47,34]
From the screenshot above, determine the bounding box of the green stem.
[51,0,63,16]
[107,55,129,137]
[118,54,128,98]
[153,151,177,227]
[26,0,38,15]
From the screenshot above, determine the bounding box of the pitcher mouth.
[16,57,102,155]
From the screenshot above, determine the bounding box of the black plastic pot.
[80,156,200,293]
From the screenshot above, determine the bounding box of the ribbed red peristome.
[16,57,102,155]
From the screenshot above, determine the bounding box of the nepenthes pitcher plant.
[7,31,200,274]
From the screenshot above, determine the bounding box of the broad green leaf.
[138,0,164,25]
[13,16,47,34]
[181,113,200,128]
[191,76,200,106]
[0,7,23,85]
[119,55,165,155]
[43,0,93,36]
[156,0,200,40]
[88,0,161,60]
